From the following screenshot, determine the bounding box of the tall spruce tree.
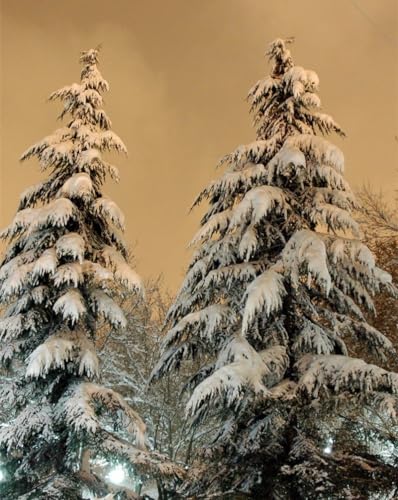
[153,39,398,498]
[0,48,181,499]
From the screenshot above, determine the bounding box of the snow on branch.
[99,433,184,479]
[55,232,86,263]
[248,76,281,107]
[186,343,269,416]
[285,134,344,173]
[89,289,127,328]
[57,173,95,200]
[60,382,146,448]
[282,230,332,294]
[186,338,289,417]
[20,128,71,162]
[0,314,23,341]
[53,289,87,324]
[266,143,306,180]
[311,203,360,236]
[1,198,76,239]
[0,262,34,299]
[163,304,238,348]
[54,263,83,288]
[101,246,142,292]
[82,261,113,284]
[25,336,74,378]
[313,165,350,191]
[283,66,319,98]
[32,248,58,279]
[229,185,289,228]
[242,267,286,334]
[203,261,266,290]
[193,163,267,208]
[190,209,232,245]
[222,138,280,170]
[0,250,35,281]
[297,354,398,398]
[239,225,258,261]
[0,403,53,452]
[93,197,125,230]
[292,320,335,356]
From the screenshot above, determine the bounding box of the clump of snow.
[54,263,83,287]
[93,197,125,230]
[26,336,74,378]
[229,186,289,228]
[56,233,85,263]
[1,198,75,239]
[285,135,344,172]
[101,246,142,292]
[0,262,34,298]
[89,289,126,328]
[53,289,86,324]
[242,267,286,334]
[32,248,58,279]
[282,230,332,294]
[191,209,232,245]
[57,173,94,200]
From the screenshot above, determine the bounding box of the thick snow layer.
[56,233,85,263]
[191,209,231,245]
[54,263,83,287]
[164,304,237,347]
[285,135,344,172]
[89,289,126,328]
[0,262,34,298]
[82,261,113,283]
[53,289,86,324]
[297,354,398,397]
[31,248,58,280]
[101,246,142,292]
[61,382,146,448]
[187,336,279,414]
[26,336,74,378]
[283,230,332,294]
[283,66,320,97]
[58,173,94,200]
[242,268,286,334]
[229,185,288,227]
[1,198,75,239]
[93,197,125,230]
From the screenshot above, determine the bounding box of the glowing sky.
[1,0,397,290]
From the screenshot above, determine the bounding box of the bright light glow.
[107,465,125,485]
[0,469,5,482]
[323,437,334,454]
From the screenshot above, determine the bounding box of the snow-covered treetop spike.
[79,47,100,66]
[267,37,294,77]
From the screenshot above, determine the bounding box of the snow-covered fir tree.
[0,48,181,499]
[153,38,398,498]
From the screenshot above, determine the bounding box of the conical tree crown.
[153,39,397,497]
[0,48,179,499]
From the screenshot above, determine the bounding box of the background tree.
[356,185,398,364]
[153,38,398,498]
[0,48,181,499]
[99,278,197,465]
